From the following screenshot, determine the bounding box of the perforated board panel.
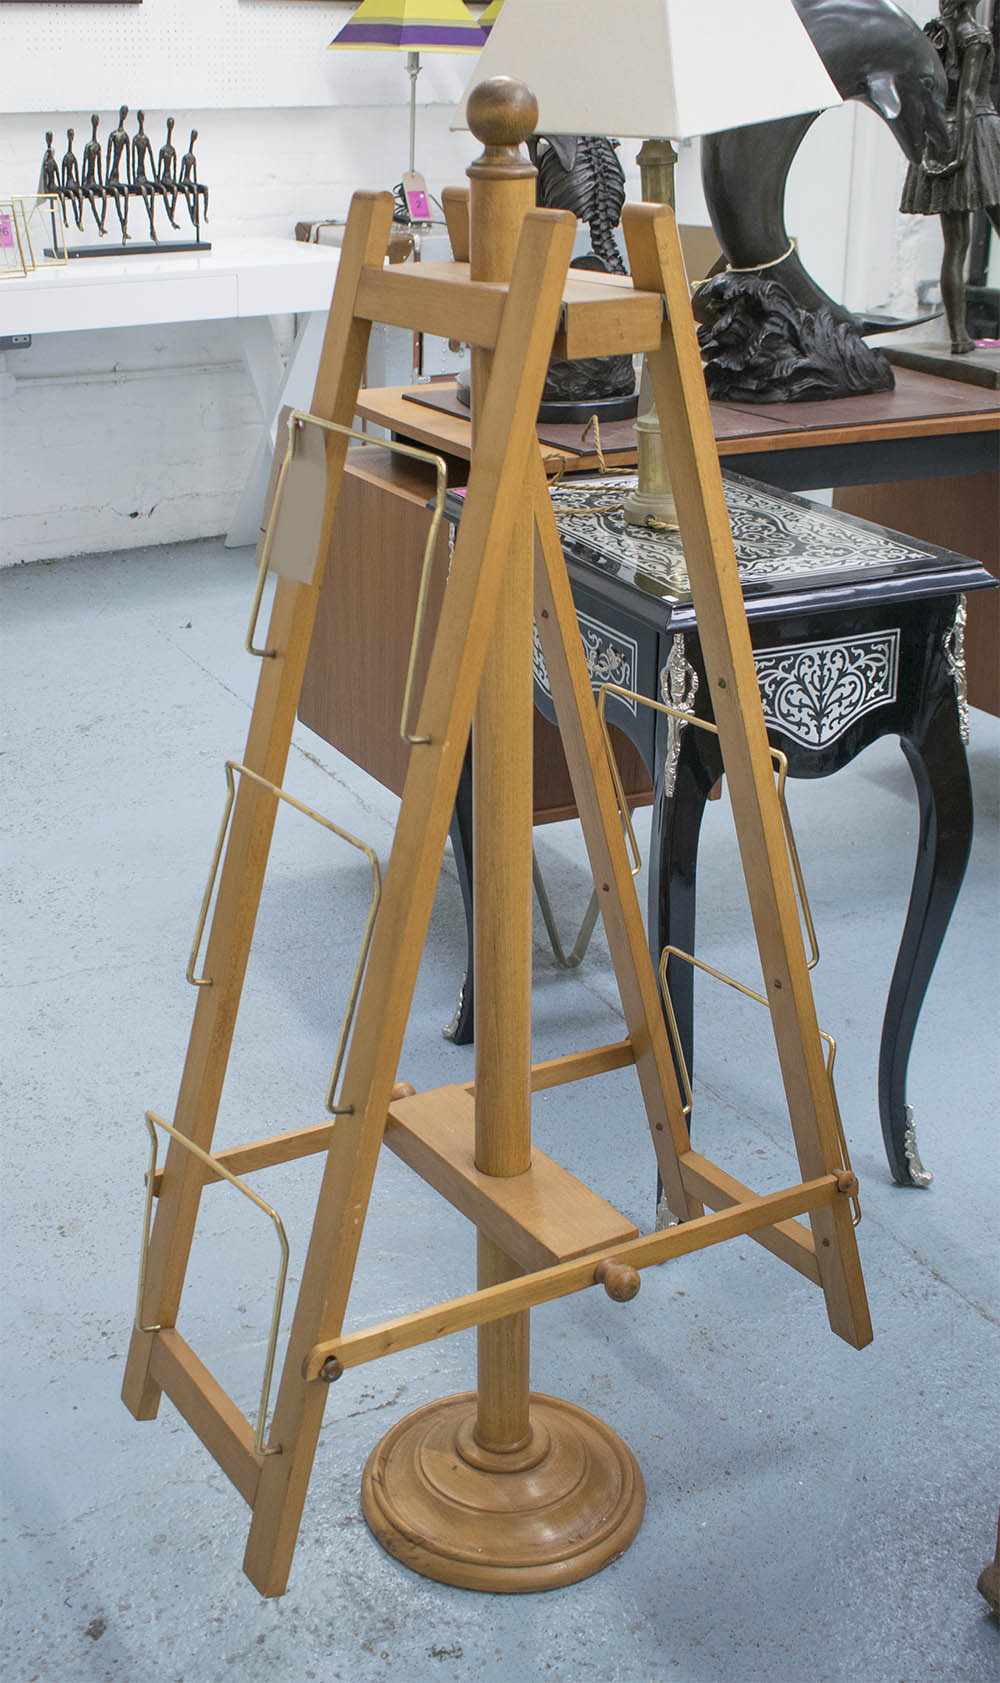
[3,0,470,113]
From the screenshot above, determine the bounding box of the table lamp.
[476,0,504,32]
[455,0,842,524]
[330,0,486,221]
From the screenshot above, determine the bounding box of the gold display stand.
[122,81,871,1600]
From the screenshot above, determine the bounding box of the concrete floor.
[2,537,997,1683]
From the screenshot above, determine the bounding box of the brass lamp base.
[623,136,681,534]
[622,408,679,529]
[361,1391,645,1593]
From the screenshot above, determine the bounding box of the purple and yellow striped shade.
[329,0,486,54]
[477,0,504,35]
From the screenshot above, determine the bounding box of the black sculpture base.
[455,369,637,424]
[537,390,639,423]
[965,286,1000,343]
[694,272,895,404]
[884,337,1000,390]
[57,240,212,260]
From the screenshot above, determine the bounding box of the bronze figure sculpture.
[39,131,60,197]
[456,132,637,417]
[81,114,108,235]
[531,133,627,274]
[131,110,159,243]
[60,129,85,231]
[529,134,636,417]
[156,117,181,229]
[105,105,132,240]
[899,0,1000,353]
[178,130,209,236]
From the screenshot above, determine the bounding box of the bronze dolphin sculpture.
[700,0,951,328]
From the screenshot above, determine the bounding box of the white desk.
[0,237,340,546]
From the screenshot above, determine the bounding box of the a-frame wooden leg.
[243,207,581,1597]
[122,192,399,1426]
[530,455,699,1222]
[622,202,871,1352]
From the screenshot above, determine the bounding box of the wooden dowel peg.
[594,1259,641,1302]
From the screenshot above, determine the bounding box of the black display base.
[454,367,638,424]
[965,285,1000,342]
[885,339,1000,390]
[52,240,212,260]
[536,390,639,424]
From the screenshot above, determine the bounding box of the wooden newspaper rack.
[123,80,871,1599]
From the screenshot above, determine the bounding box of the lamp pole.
[406,50,420,176]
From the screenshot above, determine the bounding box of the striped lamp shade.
[477,0,504,34]
[329,0,486,53]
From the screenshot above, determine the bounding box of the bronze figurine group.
[41,108,209,247]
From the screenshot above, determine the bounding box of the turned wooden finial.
[465,77,539,285]
[466,76,539,167]
[594,1259,641,1303]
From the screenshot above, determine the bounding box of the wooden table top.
[711,365,1000,456]
[356,369,1000,473]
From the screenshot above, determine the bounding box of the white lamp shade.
[454,0,841,138]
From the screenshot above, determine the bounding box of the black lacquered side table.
[447,472,995,1188]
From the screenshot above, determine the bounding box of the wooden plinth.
[361,1391,645,1593]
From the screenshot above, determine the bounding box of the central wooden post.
[360,78,645,1594]
[467,77,538,1459]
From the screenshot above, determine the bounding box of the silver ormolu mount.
[942,596,969,746]
[903,1105,933,1188]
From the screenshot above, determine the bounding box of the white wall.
[0,0,476,111]
[0,0,969,566]
[0,0,483,564]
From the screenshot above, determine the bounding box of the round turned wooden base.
[361,1391,645,1593]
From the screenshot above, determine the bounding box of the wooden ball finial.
[466,76,539,151]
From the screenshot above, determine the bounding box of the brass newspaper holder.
[136,1111,289,1458]
[185,758,382,1113]
[123,80,870,1601]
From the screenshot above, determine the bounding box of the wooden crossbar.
[384,1084,638,1271]
[148,1043,640,1194]
[302,1173,847,1380]
[147,1090,819,1290]
[528,1039,637,1089]
[680,1151,821,1284]
[148,1329,261,1506]
[355,265,507,348]
[352,261,664,359]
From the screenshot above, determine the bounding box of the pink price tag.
[406,187,431,222]
[0,213,14,250]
